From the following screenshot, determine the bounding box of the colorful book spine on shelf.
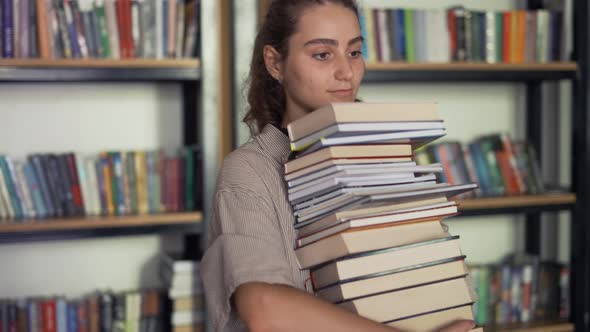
[415,133,545,198]
[358,5,566,64]
[0,0,200,59]
[0,146,201,222]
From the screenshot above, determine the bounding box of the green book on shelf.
[181,146,195,212]
[94,1,112,58]
[495,12,504,63]
[126,151,138,215]
[403,9,415,63]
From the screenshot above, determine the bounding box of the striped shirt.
[200,124,312,331]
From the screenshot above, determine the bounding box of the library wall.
[0,83,185,298]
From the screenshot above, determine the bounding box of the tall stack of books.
[160,253,205,332]
[284,103,482,331]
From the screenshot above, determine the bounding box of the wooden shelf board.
[0,211,203,233]
[488,322,573,332]
[365,62,577,72]
[0,58,200,68]
[458,193,576,211]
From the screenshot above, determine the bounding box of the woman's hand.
[437,320,477,332]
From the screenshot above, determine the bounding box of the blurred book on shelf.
[359,5,566,64]
[0,0,201,59]
[0,145,202,223]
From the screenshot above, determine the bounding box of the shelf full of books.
[469,255,570,332]
[414,134,576,216]
[360,6,565,65]
[0,146,203,242]
[0,0,200,60]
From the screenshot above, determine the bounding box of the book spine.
[0,163,13,220]
[17,0,28,57]
[94,0,111,58]
[15,162,37,218]
[403,9,414,62]
[2,0,15,58]
[94,157,108,216]
[104,0,119,58]
[126,151,138,214]
[135,151,149,214]
[0,156,24,219]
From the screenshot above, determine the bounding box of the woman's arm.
[235,282,475,332]
[235,282,398,332]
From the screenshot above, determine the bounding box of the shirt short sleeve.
[200,189,295,331]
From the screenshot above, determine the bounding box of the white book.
[428,10,450,63]
[297,203,458,247]
[289,174,437,205]
[287,161,420,188]
[290,122,444,152]
[155,0,164,58]
[297,200,453,238]
[377,8,390,62]
[288,171,416,196]
[285,158,413,182]
[104,0,120,59]
[84,156,100,216]
[15,162,36,219]
[370,183,478,201]
[0,171,7,220]
[298,129,446,157]
[0,164,14,220]
[485,11,497,64]
[75,153,90,216]
[293,181,438,212]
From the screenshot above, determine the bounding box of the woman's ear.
[263,45,284,83]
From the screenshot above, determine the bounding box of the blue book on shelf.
[395,9,405,61]
[23,162,48,219]
[1,0,14,58]
[29,155,55,218]
[66,301,78,332]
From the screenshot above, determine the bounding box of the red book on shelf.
[447,10,457,61]
[124,0,135,58]
[115,0,127,58]
[67,153,84,214]
[42,300,57,332]
[503,11,512,63]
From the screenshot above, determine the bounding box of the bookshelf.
[489,322,574,332]
[0,212,203,243]
[0,59,201,81]
[457,193,576,216]
[363,62,578,82]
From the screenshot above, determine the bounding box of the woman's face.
[279,3,365,120]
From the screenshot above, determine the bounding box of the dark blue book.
[23,162,48,219]
[395,9,405,60]
[1,0,14,58]
[29,155,56,217]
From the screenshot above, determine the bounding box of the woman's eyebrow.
[303,36,364,47]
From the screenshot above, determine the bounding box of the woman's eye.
[349,50,362,58]
[313,52,331,61]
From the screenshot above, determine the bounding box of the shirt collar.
[256,124,292,163]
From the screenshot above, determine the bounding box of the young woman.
[201,1,476,331]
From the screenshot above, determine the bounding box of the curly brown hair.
[243,0,360,134]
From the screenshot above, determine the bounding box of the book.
[285,157,414,180]
[311,236,463,289]
[296,202,457,247]
[316,257,467,302]
[284,144,412,175]
[287,103,440,142]
[290,121,445,152]
[296,218,449,269]
[338,276,476,323]
[296,128,446,156]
